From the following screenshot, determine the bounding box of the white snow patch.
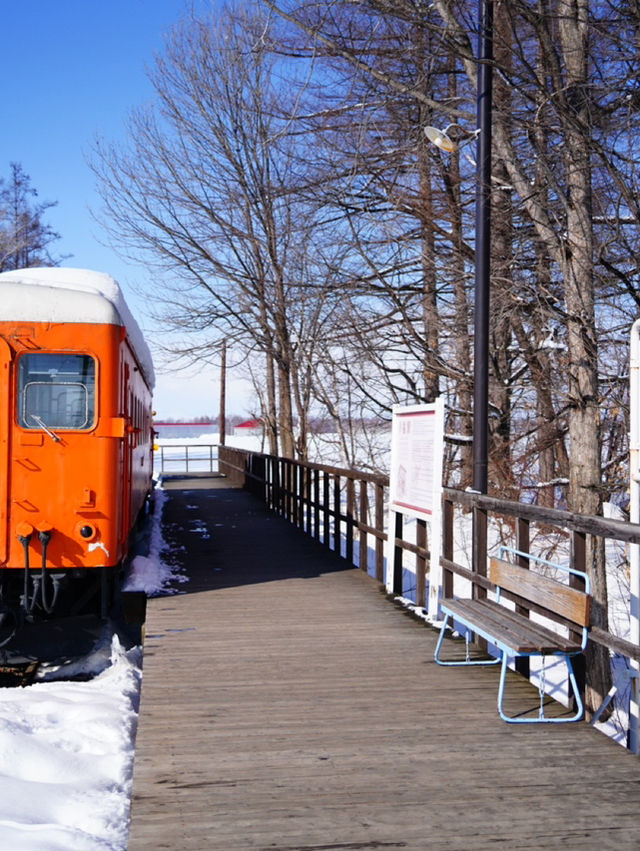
[0,637,141,851]
[0,470,188,848]
[123,485,188,596]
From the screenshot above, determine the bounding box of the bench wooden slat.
[441,598,582,654]
[471,600,577,649]
[489,557,590,627]
[471,599,581,652]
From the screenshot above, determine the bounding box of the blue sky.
[0,0,251,418]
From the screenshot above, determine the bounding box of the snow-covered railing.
[219,444,640,750]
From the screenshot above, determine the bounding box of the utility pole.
[219,338,227,446]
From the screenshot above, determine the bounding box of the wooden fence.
[219,445,640,660]
[219,445,640,745]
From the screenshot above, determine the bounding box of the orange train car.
[0,267,154,623]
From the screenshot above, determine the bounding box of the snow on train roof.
[0,267,155,389]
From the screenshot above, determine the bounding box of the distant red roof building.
[236,418,262,429]
[153,421,215,426]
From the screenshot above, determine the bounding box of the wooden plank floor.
[128,479,640,850]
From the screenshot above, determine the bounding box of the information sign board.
[387,398,445,618]
[389,399,444,520]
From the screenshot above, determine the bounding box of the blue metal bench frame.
[434,547,591,724]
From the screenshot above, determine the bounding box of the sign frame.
[386,397,445,619]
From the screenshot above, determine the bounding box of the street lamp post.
[474,0,493,498]
[472,0,493,585]
[425,1,493,580]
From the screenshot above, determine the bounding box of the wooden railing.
[219,445,640,661]
[219,445,389,580]
[218,445,640,745]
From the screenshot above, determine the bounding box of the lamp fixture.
[423,124,481,153]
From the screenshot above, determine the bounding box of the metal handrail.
[155,443,217,473]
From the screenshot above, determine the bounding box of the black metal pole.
[219,338,227,446]
[472,0,493,589]
[473,0,493,496]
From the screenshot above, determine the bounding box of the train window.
[18,353,96,431]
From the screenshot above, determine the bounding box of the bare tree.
[92,7,345,459]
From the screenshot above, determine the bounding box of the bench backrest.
[489,557,591,628]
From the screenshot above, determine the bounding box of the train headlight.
[76,522,98,542]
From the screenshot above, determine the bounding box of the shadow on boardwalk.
[129,478,640,851]
[160,476,353,593]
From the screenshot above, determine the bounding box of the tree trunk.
[558,0,611,714]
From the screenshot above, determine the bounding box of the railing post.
[282,460,288,519]
[302,465,309,533]
[266,455,271,508]
[313,469,320,541]
[416,518,427,609]
[303,464,310,532]
[292,461,297,525]
[375,481,385,583]
[294,461,307,531]
[333,474,341,556]
[472,500,488,653]
[286,460,292,521]
[571,529,587,708]
[346,477,355,565]
[393,511,403,595]
[294,463,301,528]
[302,464,308,531]
[515,517,531,677]
[472,503,488,600]
[323,472,330,548]
[291,461,297,523]
[443,496,454,599]
[359,479,369,573]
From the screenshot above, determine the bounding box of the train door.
[0,337,11,564]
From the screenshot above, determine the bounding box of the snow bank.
[123,485,188,596]
[0,637,141,851]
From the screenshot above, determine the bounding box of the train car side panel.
[0,336,11,564]
[118,336,153,546]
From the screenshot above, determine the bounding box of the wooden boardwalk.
[128,478,640,850]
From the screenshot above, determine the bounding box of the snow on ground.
[0,482,180,850]
[0,639,141,850]
[123,487,188,596]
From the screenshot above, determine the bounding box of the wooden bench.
[434,549,591,723]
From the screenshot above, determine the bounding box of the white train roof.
[0,267,155,389]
